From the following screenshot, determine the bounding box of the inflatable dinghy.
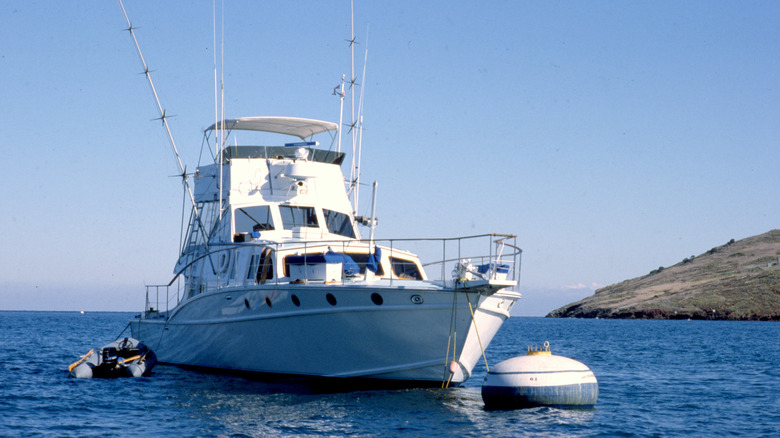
[69,337,157,378]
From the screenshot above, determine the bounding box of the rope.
[444,332,457,389]
[115,322,131,340]
[136,313,169,357]
[442,283,492,387]
[442,288,458,388]
[153,317,169,354]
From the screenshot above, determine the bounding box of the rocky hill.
[547,229,780,320]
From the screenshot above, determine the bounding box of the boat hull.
[131,283,518,384]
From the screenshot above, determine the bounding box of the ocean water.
[1,311,778,437]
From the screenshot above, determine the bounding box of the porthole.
[326,293,337,306]
[291,294,301,307]
[371,293,383,305]
[244,298,250,309]
[265,296,273,308]
[410,294,424,305]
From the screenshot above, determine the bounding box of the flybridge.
[190,115,357,246]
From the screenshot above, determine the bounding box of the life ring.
[218,251,231,274]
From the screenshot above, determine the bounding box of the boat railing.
[146,233,521,313]
[415,233,522,286]
[388,233,519,287]
[143,281,180,318]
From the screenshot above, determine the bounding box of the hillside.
[547,230,780,320]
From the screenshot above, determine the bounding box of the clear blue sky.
[1,1,778,315]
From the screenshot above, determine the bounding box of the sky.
[1,1,778,315]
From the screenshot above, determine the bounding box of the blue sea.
[1,311,778,437]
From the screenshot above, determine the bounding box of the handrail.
[142,233,522,316]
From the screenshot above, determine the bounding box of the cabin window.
[323,209,356,238]
[279,205,318,229]
[235,206,274,233]
[346,253,384,276]
[391,257,423,280]
[282,252,384,277]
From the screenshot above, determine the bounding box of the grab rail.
[141,233,521,315]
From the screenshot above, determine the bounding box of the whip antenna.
[354,25,369,214]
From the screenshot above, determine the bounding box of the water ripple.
[0,311,777,437]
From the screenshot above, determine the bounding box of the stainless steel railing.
[140,233,521,316]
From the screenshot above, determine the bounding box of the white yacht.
[130,116,522,385]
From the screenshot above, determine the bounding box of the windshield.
[235,206,274,233]
[279,205,318,229]
[323,209,356,238]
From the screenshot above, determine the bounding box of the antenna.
[334,74,345,154]
[213,0,220,219]
[213,0,226,221]
[354,26,369,214]
[118,0,209,249]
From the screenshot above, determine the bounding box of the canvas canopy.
[206,117,338,140]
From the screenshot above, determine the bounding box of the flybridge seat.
[220,146,346,165]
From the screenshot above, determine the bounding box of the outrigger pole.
[345,0,370,218]
[119,0,213,272]
[118,0,211,253]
